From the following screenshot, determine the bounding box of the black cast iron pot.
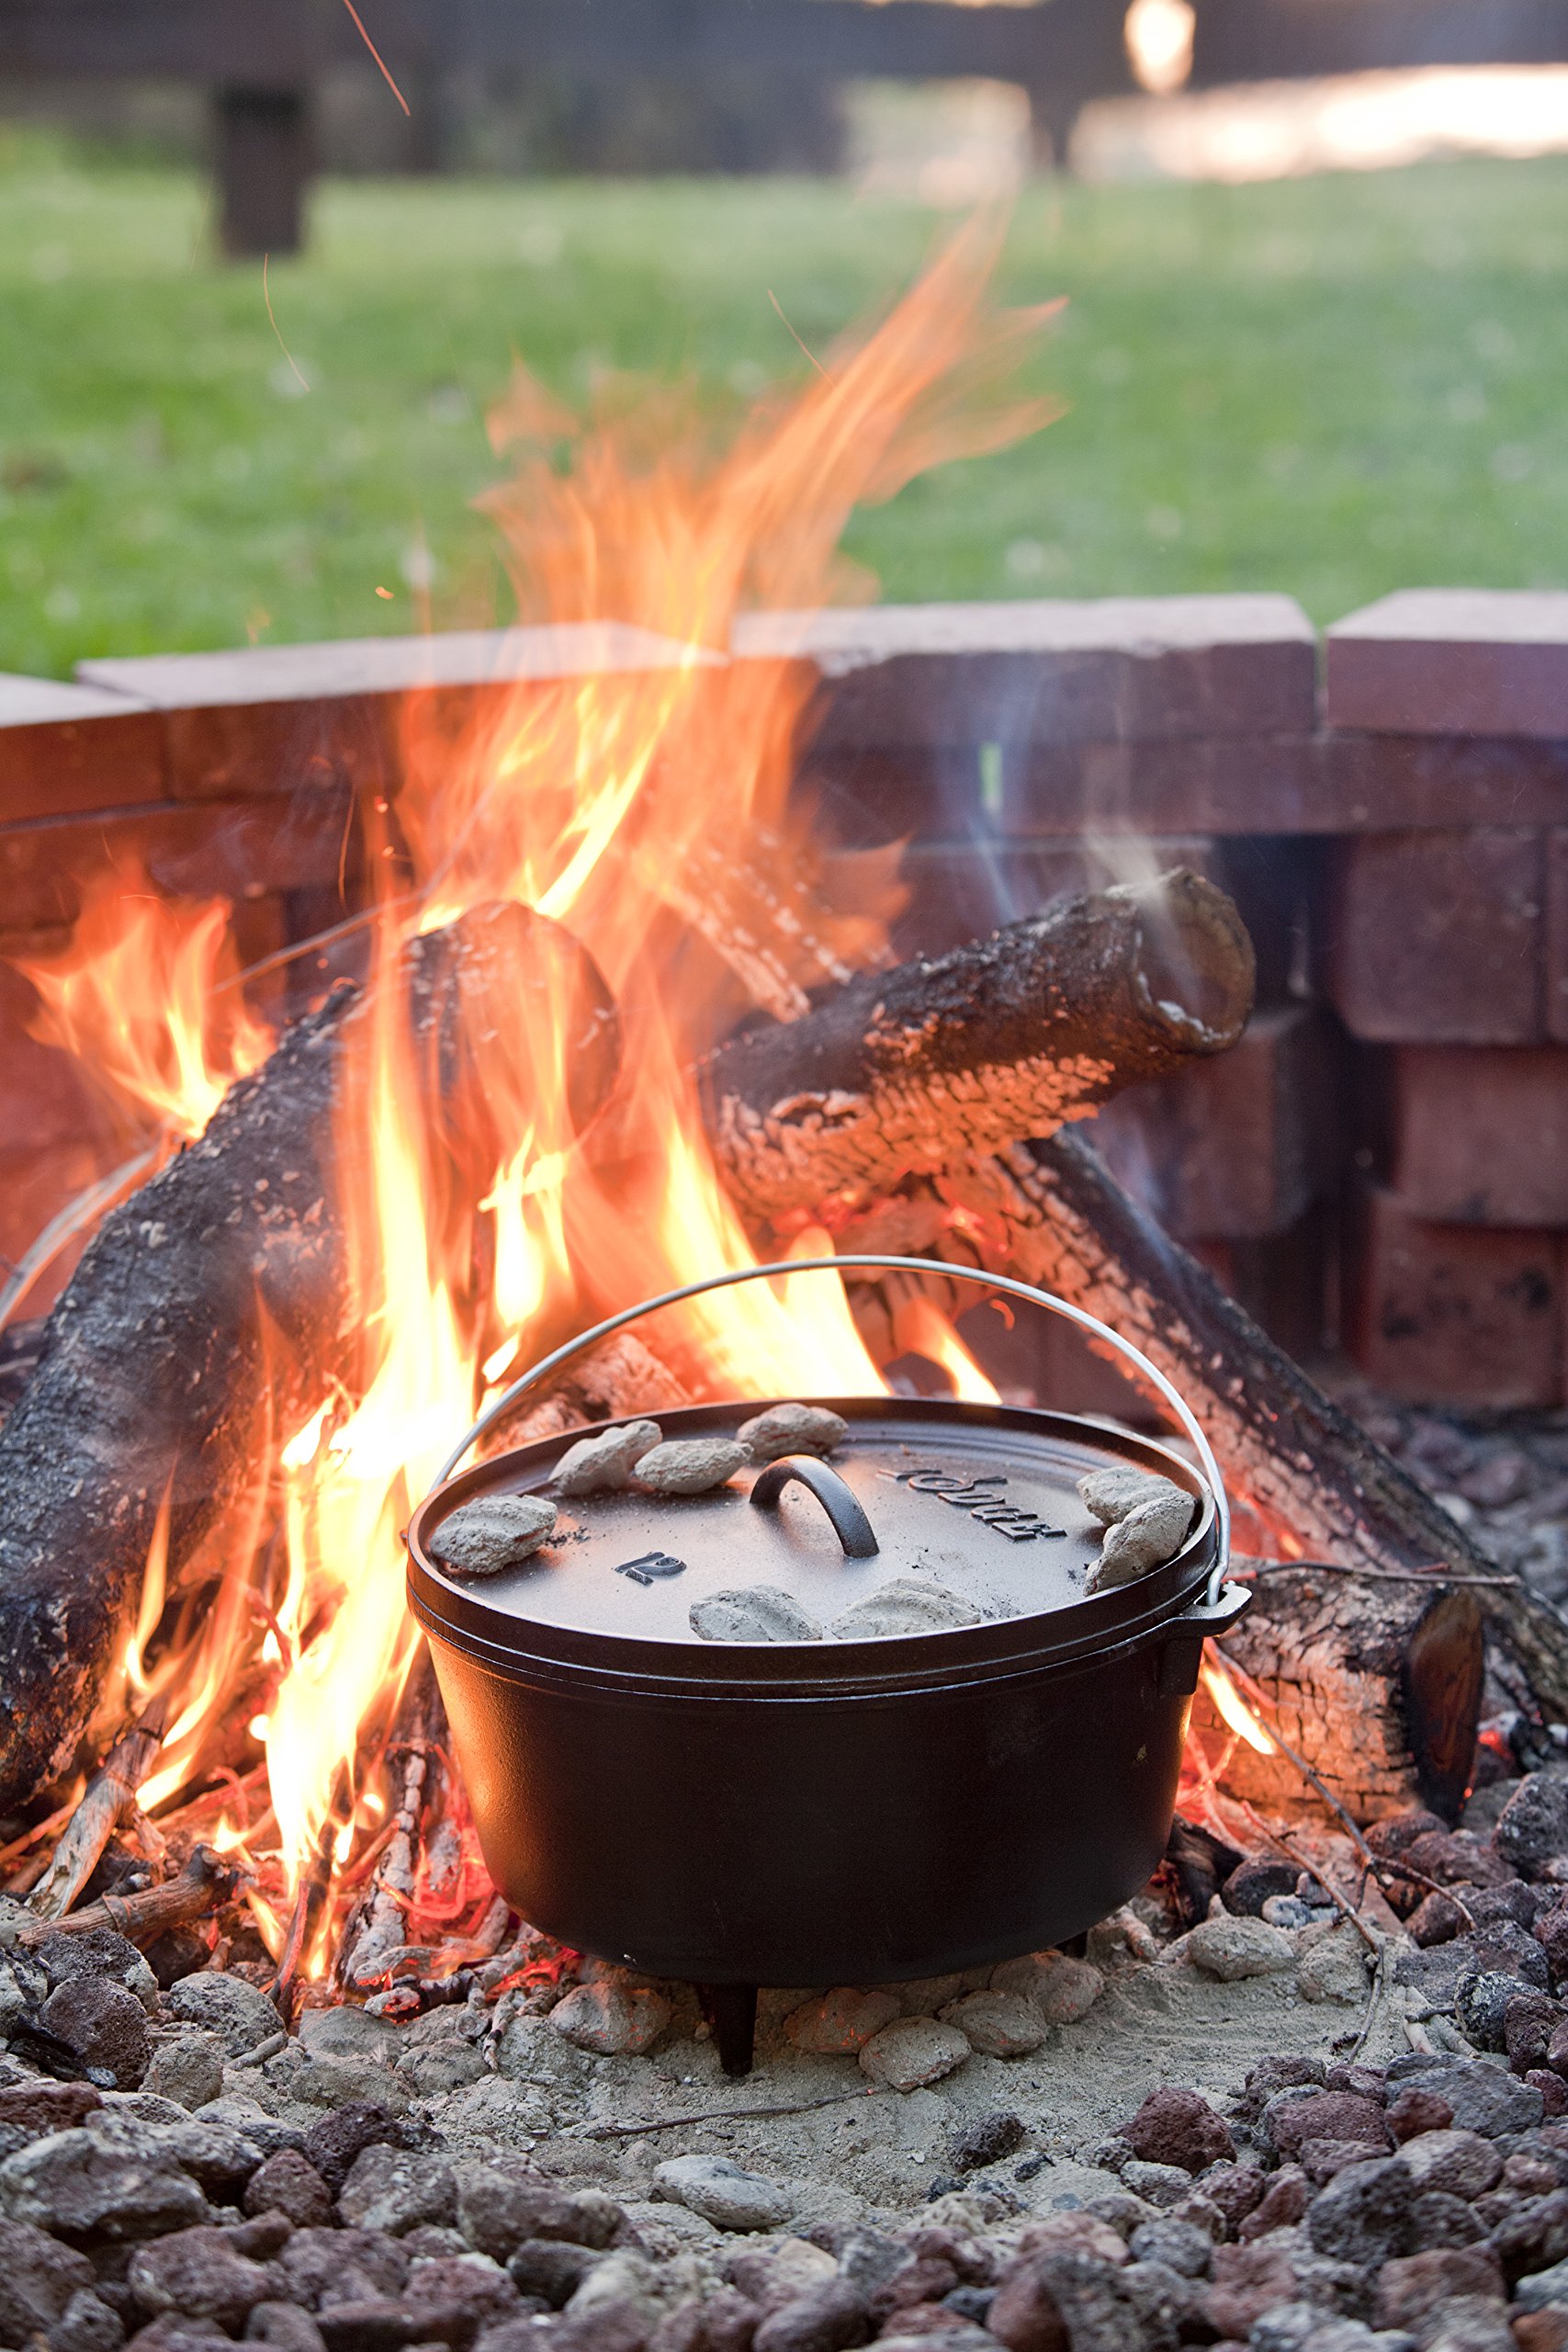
[407,1258,1248,2071]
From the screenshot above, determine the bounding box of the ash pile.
[9,1742,1568,2352]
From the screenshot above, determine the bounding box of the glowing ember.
[8,220,1066,1958]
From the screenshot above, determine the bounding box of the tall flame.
[12,220,1066,1930]
[16,870,272,1143]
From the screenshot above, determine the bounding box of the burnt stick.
[14,1843,241,1949]
[696,870,1255,1224]
[0,905,620,1815]
[28,1696,170,1921]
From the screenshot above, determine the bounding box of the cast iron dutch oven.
[408,1257,1248,2023]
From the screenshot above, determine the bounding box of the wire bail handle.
[434,1254,1230,1604]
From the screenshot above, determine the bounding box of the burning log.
[0,904,620,1814]
[697,870,1255,1224]
[908,1131,1568,1820]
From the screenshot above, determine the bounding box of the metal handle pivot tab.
[749,1455,879,1559]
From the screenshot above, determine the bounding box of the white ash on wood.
[697,869,1255,1224]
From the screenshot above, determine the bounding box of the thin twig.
[1243,1560,1513,1589]
[580,2086,890,2141]
[28,1697,170,1920]
[1352,1939,1390,2064]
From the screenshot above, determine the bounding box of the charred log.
[698,870,1255,1223]
[0,905,619,1815]
[922,1133,1563,1816]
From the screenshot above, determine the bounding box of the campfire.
[8,220,1568,2352]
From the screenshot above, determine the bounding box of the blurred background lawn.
[2,129,1566,677]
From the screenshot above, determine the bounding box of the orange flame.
[19,220,1066,1930]
[15,869,272,1143]
[1201,1656,1279,1757]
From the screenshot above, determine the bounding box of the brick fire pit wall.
[3,587,1566,1410]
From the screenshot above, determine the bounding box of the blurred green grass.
[3,130,1567,678]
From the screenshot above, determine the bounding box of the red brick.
[0,787,361,933]
[0,673,165,823]
[1315,731,1568,831]
[1390,1046,1568,1225]
[1549,831,1568,1043]
[1190,1204,1336,1364]
[1325,830,1544,1044]
[737,594,1317,752]
[77,622,706,801]
[1326,590,1568,738]
[0,945,117,1154]
[803,737,1323,842]
[1344,1180,1562,1408]
[1096,1004,1344,1241]
[0,1136,118,1323]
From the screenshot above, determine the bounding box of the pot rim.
[406,1394,1221,1689]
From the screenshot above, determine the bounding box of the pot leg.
[698,1983,758,2078]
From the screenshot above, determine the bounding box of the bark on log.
[697,870,1255,1223]
[0,905,619,1815]
[876,1132,1568,1820]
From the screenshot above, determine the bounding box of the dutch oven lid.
[406,1393,1219,1671]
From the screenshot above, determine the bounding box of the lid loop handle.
[750,1454,880,1559]
[433,1254,1229,1606]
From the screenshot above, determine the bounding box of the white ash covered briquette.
[829,1576,991,1640]
[430,1493,557,1577]
[553,1418,662,1496]
[689,1585,824,1642]
[737,1402,848,1463]
[1078,1466,1195,1594]
[634,1437,749,1495]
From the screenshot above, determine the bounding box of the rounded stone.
[1088,1487,1195,1589]
[1179,1915,1296,1982]
[988,1951,1104,2024]
[241,2150,335,2230]
[141,2035,226,2113]
[553,1420,663,1497]
[737,1405,847,1464]
[690,1586,822,1644]
[41,1978,150,2089]
[429,1494,557,1577]
[1456,1969,1524,2053]
[828,1577,987,1640]
[634,1439,747,1495]
[547,1980,671,2055]
[784,1988,899,2056]
[1497,1774,1568,1876]
[950,2111,1025,2173]
[1305,2155,1415,2266]
[1297,1928,1372,2004]
[652,2155,790,2234]
[163,1973,285,2060]
[937,1991,1047,2059]
[1394,2127,1504,2202]
[1222,1860,1300,1917]
[857,2017,971,2091]
[1122,2087,1235,2175]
